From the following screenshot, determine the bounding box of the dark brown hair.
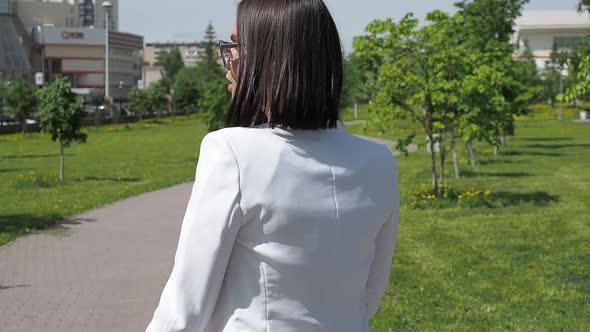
[224,0,343,130]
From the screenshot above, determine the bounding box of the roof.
[515,10,590,30]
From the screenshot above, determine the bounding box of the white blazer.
[146,120,400,332]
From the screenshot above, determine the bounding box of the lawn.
[1,111,588,330]
[345,119,590,331]
[0,115,209,246]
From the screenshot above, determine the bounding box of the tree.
[560,55,590,105]
[354,12,469,192]
[194,21,225,92]
[36,78,87,183]
[579,0,590,12]
[4,77,37,134]
[128,87,149,121]
[146,81,168,118]
[155,47,185,90]
[455,0,533,151]
[193,21,230,131]
[200,78,231,132]
[172,67,201,115]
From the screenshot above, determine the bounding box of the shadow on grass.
[0,213,66,234]
[80,176,141,183]
[1,153,72,159]
[493,191,560,207]
[519,137,574,142]
[478,159,527,165]
[462,170,533,178]
[0,214,98,245]
[501,151,564,157]
[0,167,35,173]
[522,144,590,149]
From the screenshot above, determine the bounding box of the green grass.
[341,103,373,121]
[345,119,590,331]
[0,114,209,246]
[522,103,584,121]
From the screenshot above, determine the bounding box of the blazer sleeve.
[145,131,243,332]
[365,159,400,318]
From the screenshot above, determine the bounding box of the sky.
[120,0,579,53]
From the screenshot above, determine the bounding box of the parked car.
[120,107,135,116]
[85,105,105,114]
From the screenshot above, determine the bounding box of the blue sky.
[120,0,579,52]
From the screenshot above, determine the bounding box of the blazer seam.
[330,166,340,225]
[219,131,246,219]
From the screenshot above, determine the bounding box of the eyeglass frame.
[219,40,238,70]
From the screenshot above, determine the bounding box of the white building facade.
[513,10,590,68]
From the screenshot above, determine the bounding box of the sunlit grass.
[346,119,590,331]
[0,114,209,245]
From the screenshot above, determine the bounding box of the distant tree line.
[128,21,230,131]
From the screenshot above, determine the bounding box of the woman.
[145,0,400,331]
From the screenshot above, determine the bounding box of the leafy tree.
[155,47,185,90]
[200,78,231,132]
[4,77,37,134]
[455,0,532,150]
[579,0,590,12]
[128,87,149,120]
[454,0,529,53]
[146,81,168,118]
[540,45,566,106]
[172,67,200,115]
[560,55,590,104]
[514,39,541,100]
[354,12,470,192]
[36,78,87,183]
[341,53,369,108]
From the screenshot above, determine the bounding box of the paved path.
[343,120,419,154]
[0,185,190,332]
[0,128,408,332]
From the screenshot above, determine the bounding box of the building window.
[554,36,586,50]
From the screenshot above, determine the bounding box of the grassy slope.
[0,115,209,245]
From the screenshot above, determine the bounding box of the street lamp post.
[102,1,112,118]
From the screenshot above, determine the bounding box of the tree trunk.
[500,134,507,146]
[494,146,499,156]
[428,135,439,194]
[452,137,460,179]
[439,135,446,186]
[59,140,65,183]
[467,143,476,167]
[21,118,27,134]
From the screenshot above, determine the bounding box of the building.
[13,0,118,31]
[143,42,205,67]
[79,0,94,27]
[142,65,163,88]
[0,0,32,80]
[513,10,590,68]
[32,26,143,100]
[0,0,141,103]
